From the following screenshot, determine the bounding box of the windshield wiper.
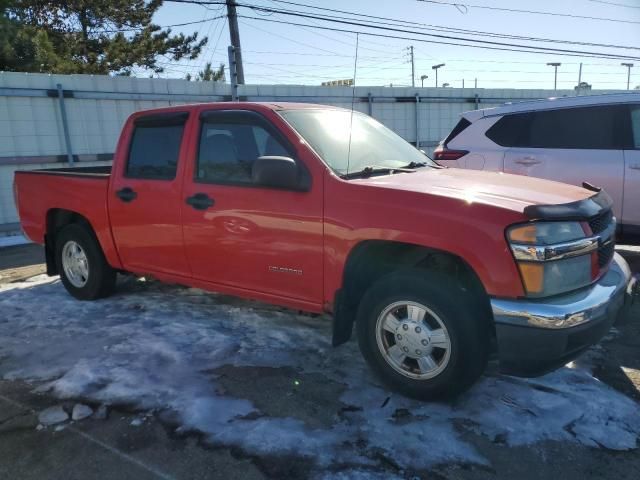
[402,161,429,169]
[340,165,415,180]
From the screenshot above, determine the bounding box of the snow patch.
[1,276,639,471]
[0,235,29,248]
[38,406,68,426]
[71,404,93,421]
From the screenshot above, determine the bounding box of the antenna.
[346,33,359,176]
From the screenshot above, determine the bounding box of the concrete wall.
[0,71,626,231]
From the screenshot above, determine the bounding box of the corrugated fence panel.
[0,71,629,231]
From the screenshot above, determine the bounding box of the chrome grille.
[589,210,613,235]
[598,241,615,268]
[589,209,615,270]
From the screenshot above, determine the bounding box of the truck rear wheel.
[55,224,116,300]
[356,269,489,400]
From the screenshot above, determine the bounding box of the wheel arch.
[332,239,493,347]
[45,208,115,275]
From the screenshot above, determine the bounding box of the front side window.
[278,109,435,175]
[197,119,291,184]
[127,115,186,179]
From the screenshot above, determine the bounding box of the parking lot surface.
[0,244,639,479]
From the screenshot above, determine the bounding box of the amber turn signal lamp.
[517,262,544,295]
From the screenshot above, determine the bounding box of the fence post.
[57,83,74,166]
[415,93,420,149]
[367,92,373,116]
[227,46,239,101]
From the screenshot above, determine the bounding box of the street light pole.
[420,74,428,87]
[432,63,445,88]
[621,63,634,90]
[547,62,561,90]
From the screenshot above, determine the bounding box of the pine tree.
[0,0,208,75]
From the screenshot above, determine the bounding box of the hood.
[352,167,594,215]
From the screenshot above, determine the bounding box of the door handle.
[630,163,640,170]
[116,187,137,202]
[514,157,541,166]
[186,193,215,210]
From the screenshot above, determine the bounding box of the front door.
[503,104,627,219]
[622,104,640,238]
[181,108,324,304]
[108,111,192,277]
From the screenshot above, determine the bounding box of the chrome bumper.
[492,253,633,330]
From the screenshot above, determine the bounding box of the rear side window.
[485,112,532,147]
[443,118,471,145]
[126,113,187,180]
[486,105,629,149]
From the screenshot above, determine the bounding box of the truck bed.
[18,165,112,177]
[14,167,113,248]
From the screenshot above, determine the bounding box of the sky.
[153,0,640,89]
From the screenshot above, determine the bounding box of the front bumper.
[491,253,635,376]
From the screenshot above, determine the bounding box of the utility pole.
[432,63,444,88]
[578,62,582,85]
[226,0,245,84]
[462,79,465,88]
[622,63,634,90]
[547,62,561,90]
[406,46,415,87]
[474,78,477,88]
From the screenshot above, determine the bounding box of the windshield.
[278,109,436,176]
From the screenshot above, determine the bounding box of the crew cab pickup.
[14,102,636,400]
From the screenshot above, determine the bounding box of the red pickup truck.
[14,102,635,400]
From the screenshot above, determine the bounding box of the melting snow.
[0,275,638,471]
[38,405,68,426]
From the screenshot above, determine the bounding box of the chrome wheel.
[61,240,90,288]
[375,301,452,380]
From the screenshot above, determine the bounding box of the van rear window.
[443,118,471,146]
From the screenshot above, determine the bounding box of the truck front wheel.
[55,224,116,300]
[356,269,489,400]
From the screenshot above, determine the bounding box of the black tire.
[356,269,490,400]
[55,223,116,300]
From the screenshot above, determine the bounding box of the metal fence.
[0,71,626,233]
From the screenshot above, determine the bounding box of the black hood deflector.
[523,190,613,221]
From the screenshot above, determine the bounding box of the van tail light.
[434,148,469,161]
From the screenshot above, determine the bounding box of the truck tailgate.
[14,168,116,265]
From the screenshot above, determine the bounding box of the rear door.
[622,104,640,237]
[181,108,324,304]
[499,105,626,219]
[108,112,192,276]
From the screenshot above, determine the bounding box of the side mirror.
[252,156,307,191]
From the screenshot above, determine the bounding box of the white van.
[434,93,640,243]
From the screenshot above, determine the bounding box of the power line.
[587,0,640,8]
[101,14,225,33]
[237,3,640,58]
[416,0,640,24]
[165,1,640,60]
[264,0,640,51]
[230,11,640,61]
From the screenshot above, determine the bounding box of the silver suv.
[434,93,640,244]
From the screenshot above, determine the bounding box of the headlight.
[507,222,597,298]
